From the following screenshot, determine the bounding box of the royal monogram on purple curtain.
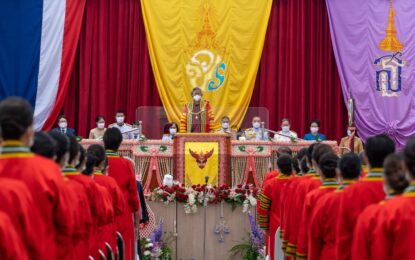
[326,0,415,148]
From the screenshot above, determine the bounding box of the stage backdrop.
[327,0,415,147]
[141,0,272,130]
[62,0,347,141]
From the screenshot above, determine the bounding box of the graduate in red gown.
[257,154,294,260]
[335,134,395,260]
[85,144,126,258]
[308,153,361,260]
[0,97,75,260]
[280,149,309,254]
[0,178,46,260]
[48,133,95,260]
[352,153,408,260]
[104,128,141,260]
[286,144,332,257]
[284,145,319,257]
[0,211,29,260]
[296,148,338,259]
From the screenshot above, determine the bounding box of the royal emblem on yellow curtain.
[184,142,219,186]
[141,0,272,129]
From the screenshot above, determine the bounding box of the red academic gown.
[262,170,279,188]
[63,167,94,260]
[65,171,114,258]
[0,141,75,260]
[282,173,314,256]
[0,211,29,260]
[308,180,356,260]
[93,172,126,256]
[351,200,388,260]
[369,186,415,260]
[296,179,338,259]
[286,171,320,256]
[257,173,292,260]
[106,152,141,260]
[335,169,385,260]
[0,178,46,260]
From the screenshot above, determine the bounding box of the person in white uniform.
[274,118,297,142]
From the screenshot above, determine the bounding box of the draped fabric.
[141,0,272,130]
[63,0,347,141]
[326,0,415,148]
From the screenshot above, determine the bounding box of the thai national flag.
[0,0,85,130]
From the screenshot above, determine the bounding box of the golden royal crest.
[375,0,405,97]
[185,1,226,92]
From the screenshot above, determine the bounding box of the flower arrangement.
[229,212,265,260]
[141,221,173,260]
[147,182,259,214]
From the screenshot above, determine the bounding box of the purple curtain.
[326,0,415,148]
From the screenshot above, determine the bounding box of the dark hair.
[191,87,202,96]
[306,143,318,165]
[67,135,80,164]
[163,122,179,135]
[359,151,367,165]
[48,131,69,164]
[281,118,290,124]
[277,155,293,175]
[0,97,33,140]
[300,157,310,174]
[277,146,293,157]
[221,116,230,122]
[95,115,105,123]
[384,153,408,194]
[76,145,86,169]
[58,115,67,121]
[312,144,334,166]
[103,127,123,152]
[83,144,106,176]
[319,153,339,178]
[116,110,125,115]
[309,119,320,127]
[365,134,395,168]
[292,155,300,174]
[404,137,415,178]
[31,132,57,159]
[338,153,361,179]
[297,148,308,161]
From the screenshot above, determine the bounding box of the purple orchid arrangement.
[142,220,172,259]
[247,211,265,255]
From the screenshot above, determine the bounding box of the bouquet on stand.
[141,221,173,260]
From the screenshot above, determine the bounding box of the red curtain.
[250,0,347,141]
[63,0,347,140]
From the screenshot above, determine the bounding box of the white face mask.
[97,123,105,129]
[222,122,229,129]
[59,122,67,128]
[253,122,261,129]
[169,128,177,135]
[347,130,352,136]
[282,126,290,132]
[116,116,124,124]
[310,127,319,133]
[193,95,201,102]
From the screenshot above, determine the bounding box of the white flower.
[248,195,257,206]
[242,200,249,213]
[146,238,152,242]
[143,250,151,256]
[145,243,153,248]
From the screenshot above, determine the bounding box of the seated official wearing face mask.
[244,116,269,141]
[274,118,298,142]
[162,122,178,141]
[216,116,237,140]
[53,115,76,137]
[108,111,134,139]
[304,119,327,141]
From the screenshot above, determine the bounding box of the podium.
[174,133,231,186]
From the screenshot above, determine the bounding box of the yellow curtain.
[141,0,272,130]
